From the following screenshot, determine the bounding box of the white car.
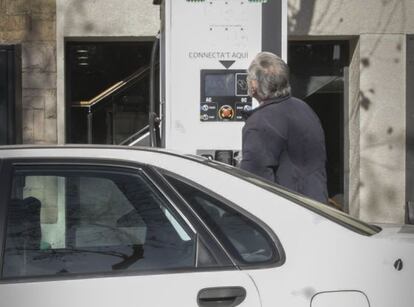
[0,146,413,307]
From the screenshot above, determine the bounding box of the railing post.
[87,108,93,144]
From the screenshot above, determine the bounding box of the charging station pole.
[156,0,287,164]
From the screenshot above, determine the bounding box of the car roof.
[0,144,203,162]
[0,144,178,155]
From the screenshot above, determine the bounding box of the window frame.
[0,158,234,283]
[154,167,286,270]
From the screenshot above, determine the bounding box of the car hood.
[372,224,414,244]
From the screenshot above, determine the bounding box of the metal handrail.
[74,65,152,144]
[85,65,151,111]
[119,125,150,146]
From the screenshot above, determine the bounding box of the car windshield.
[186,154,381,236]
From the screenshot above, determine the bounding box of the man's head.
[247,52,291,102]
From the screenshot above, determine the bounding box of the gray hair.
[247,52,291,100]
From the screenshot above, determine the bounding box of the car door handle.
[197,287,247,307]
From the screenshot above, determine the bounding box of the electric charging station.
[154,0,287,164]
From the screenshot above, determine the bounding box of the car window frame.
[180,154,381,236]
[0,158,235,283]
[0,159,11,281]
[144,167,237,268]
[154,167,286,270]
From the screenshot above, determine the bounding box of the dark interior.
[0,45,20,145]
[289,40,349,209]
[65,41,154,144]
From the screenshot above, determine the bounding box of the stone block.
[33,109,45,142]
[0,16,7,30]
[23,94,45,110]
[6,0,30,15]
[44,89,57,119]
[0,15,29,31]
[44,117,57,143]
[0,0,6,12]
[32,0,56,15]
[22,42,56,72]
[26,17,56,41]
[23,88,44,98]
[22,71,56,89]
[0,30,27,43]
[22,108,34,143]
[24,89,55,110]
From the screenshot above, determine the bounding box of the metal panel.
[162,0,287,153]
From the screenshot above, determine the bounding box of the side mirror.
[215,150,234,166]
[406,201,414,225]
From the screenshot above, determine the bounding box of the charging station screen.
[205,73,235,97]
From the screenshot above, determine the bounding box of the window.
[165,175,280,266]
[3,166,195,279]
[184,155,381,236]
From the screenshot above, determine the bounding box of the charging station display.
[205,73,234,97]
[200,70,252,122]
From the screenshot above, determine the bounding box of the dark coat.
[240,95,328,203]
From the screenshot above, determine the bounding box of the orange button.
[219,105,234,120]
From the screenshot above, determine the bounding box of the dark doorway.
[289,40,349,210]
[406,35,414,224]
[65,41,154,144]
[0,45,21,145]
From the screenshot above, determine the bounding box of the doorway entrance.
[289,40,350,210]
[65,41,154,144]
[0,45,21,145]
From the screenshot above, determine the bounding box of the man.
[241,52,328,203]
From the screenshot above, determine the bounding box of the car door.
[0,159,261,307]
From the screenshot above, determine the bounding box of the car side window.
[164,175,280,266]
[3,166,195,279]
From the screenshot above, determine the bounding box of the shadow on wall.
[360,129,405,222]
[288,0,316,34]
[289,0,407,36]
[289,0,407,222]
[357,1,406,222]
[63,0,98,35]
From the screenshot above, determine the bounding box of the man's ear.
[250,79,258,95]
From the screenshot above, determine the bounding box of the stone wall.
[0,0,57,144]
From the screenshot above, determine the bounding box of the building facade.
[1,0,413,224]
